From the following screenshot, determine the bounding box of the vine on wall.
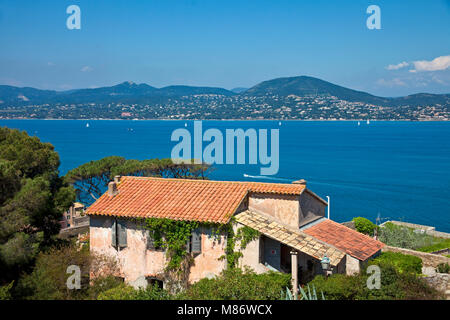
[221,218,260,269]
[143,217,260,283]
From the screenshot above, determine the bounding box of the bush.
[180,267,291,300]
[378,223,434,250]
[309,261,442,300]
[436,263,450,274]
[370,252,422,274]
[97,283,171,300]
[97,284,136,300]
[86,276,125,300]
[308,274,366,300]
[417,238,450,253]
[0,281,14,300]
[352,217,376,236]
[16,243,119,300]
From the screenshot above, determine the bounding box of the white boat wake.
[243,174,292,182]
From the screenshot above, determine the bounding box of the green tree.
[65,157,211,205]
[352,217,377,236]
[16,243,120,300]
[0,127,76,284]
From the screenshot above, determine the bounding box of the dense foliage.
[436,263,450,274]
[65,156,211,205]
[309,262,442,300]
[0,127,75,284]
[378,222,434,250]
[369,252,422,274]
[180,268,291,300]
[16,243,120,300]
[417,238,450,253]
[97,283,171,300]
[352,217,377,236]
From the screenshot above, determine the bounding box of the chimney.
[114,175,121,184]
[292,179,307,186]
[108,181,119,197]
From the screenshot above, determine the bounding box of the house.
[60,202,85,229]
[86,176,384,290]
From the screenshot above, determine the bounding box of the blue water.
[1,120,450,232]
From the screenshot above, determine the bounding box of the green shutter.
[118,219,127,248]
[146,230,155,250]
[111,219,117,247]
[191,228,202,254]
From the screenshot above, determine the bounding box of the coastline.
[1,118,449,122]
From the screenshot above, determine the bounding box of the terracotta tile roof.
[86,177,306,224]
[303,219,385,261]
[235,210,346,266]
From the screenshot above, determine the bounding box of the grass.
[417,238,450,253]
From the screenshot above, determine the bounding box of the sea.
[1,119,449,232]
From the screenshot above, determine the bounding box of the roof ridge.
[121,176,305,187]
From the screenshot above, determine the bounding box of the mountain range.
[0,76,449,107]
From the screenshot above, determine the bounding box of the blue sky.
[0,0,449,97]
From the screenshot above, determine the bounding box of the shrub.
[309,261,442,300]
[97,283,171,300]
[436,263,450,274]
[378,223,434,250]
[0,281,14,300]
[417,238,450,253]
[370,252,422,274]
[97,284,136,300]
[86,276,125,300]
[16,243,119,300]
[352,217,376,236]
[180,267,291,300]
[308,274,366,300]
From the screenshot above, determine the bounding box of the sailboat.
[366,119,370,125]
[86,123,90,128]
[358,121,360,126]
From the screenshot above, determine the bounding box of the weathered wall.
[345,254,361,275]
[248,193,300,228]
[383,246,450,268]
[90,216,227,286]
[237,231,270,274]
[299,191,326,227]
[423,273,449,295]
[188,228,227,283]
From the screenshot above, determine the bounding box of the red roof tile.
[303,219,384,261]
[86,177,306,224]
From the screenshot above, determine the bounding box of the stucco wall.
[248,193,300,228]
[345,254,361,275]
[299,191,326,227]
[237,232,269,274]
[188,228,227,283]
[89,216,227,285]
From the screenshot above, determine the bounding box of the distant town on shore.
[1,76,449,121]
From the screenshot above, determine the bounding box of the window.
[146,277,164,289]
[187,228,202,254]
[146,231,162,251]
[112,219,127,249]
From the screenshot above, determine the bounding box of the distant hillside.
[0,76,449,108]
[0,81,235,106]
[243,76,390,105]
[231,87,249,94]
[243,76,449,107]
